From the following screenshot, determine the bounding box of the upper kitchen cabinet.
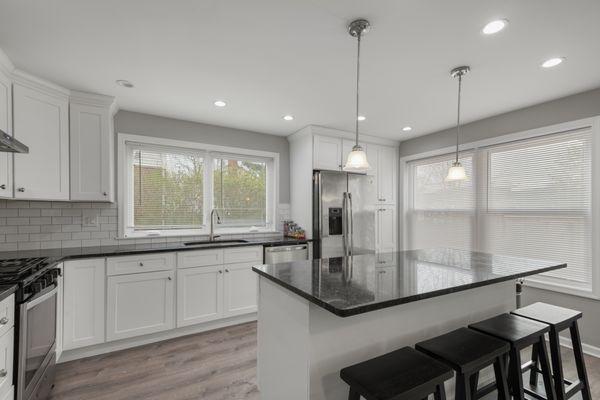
[0,67,12,199]
[371,144,397,204]
[12,71,70,200]
[313,135,343,171]
[69,91,116,202]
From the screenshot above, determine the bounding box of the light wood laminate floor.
[49,322,599,400]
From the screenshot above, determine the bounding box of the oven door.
[18,284,57,400]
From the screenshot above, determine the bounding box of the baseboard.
[58,313,257,363]
[558,335,600,358]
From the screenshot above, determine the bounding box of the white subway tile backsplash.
[40,225,62,233]
[52,202,72,209]
[71,231,91,240]
[6,201,29,209]
[41,209,61,217]
[0,226,18,234]
[61,225,82,233]
[62,209,82,217]
[7,218,29,225]
[62,240,82,248]
[18,225,40,234]
[19,209,40,217]
[6,234,29,243]
[18,242,41,250]
[29,201,49,208]
[30,217,51,225]
[0,244,17,251]
[0,209,18,217]
[40,241,62,249]
[51,232,71,241]
[52,216,72,225]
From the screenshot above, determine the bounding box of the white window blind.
[482,130,593,291]
[129,144,204,231]
[407,155,475,251]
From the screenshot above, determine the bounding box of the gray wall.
[114,110,290,203]
[399,87,600,349]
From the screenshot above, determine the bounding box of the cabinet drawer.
[0,328,13,398]
[224,246,263,264]
[177,249,223,269]
[0,295,14,339]
[107,253,175,276]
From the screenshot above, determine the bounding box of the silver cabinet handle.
[225,269,229,273]
[167,276,172,281]
[103,192,107,196]
[17,188,25,192]
[0,317,8,325]
[138,262,144,266]
[0,184,5,190]
[218,270,223,274]
[0,369,6,378]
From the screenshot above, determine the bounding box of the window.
[119,135,277,238]
[404,122,597,297]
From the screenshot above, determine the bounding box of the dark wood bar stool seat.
[511,302,592,400]
[415,327,511,400]
[340,347,453,400]
[470,313,556,400]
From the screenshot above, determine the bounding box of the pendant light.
[343,19,371,172]
[446,65,470,181]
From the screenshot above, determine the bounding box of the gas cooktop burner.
[0,257,51,284]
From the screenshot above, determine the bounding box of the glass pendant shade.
[343,145,371,172]
[446,161,467,181]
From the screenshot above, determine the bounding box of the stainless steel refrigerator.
[313,170,376,258]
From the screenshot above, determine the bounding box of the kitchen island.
[252,248,565,400]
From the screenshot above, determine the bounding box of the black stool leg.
[348,387,360,400]
[548,328,565,400]
[570,321,592,400]
[508,347,525,400]
[456,372,472,400]
[434,383,447,400]
[493,356,510,400]
[536,336,557,400]
[529,341,540,386]
[469,372,479,399]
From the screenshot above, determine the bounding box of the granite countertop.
[0,237,311,262]
[252,248,566,317]
[0,285,17,302]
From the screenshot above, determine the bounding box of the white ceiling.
[0,0,599,141]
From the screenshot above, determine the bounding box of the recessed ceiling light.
[357,115,366,121]
[116,80,134,88]
[541,57,565,68]
[482,19,508,35]
[214,100,227,107]
[402,126,412,132]
[283,115,294,121]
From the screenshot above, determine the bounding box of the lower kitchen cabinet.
[0,295,13,400]
[177,266,224,327]
[107,270,175,341]
[63,258,105,350]
[55,263,64,360]
[223,263,258,317]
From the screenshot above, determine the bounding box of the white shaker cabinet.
[69,91,116,202]
[0,69,12,198]
[223,262,258,317]
[12,80,69,200]
[106,270,175,341]
[177,265,223,327]
[63,258,106,350]
[376,206,397,253]
[372,144,397,204]
[313,135,342,171]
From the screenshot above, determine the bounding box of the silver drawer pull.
[0,369,6,378]
[0,184,5,190]
[17,187,25,192]
[0,317,8,325]
[139,262,144,266]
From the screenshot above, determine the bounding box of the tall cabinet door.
[177,266,223,327]
[70,102,114,201]
[13,83,69,200]
[376,207,397,253]
[313,135,342,171]
[376,146,397,204]
[223,263,258,317]
[63,258,106,350]
[107,271,175,341]
[0,70,12,198]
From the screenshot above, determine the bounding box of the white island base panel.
[257,277,515,400]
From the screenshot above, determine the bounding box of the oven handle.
[25,284,58,310]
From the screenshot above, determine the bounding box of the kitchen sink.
[183,239,249,247]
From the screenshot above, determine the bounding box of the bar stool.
[511,302,592,400]
[415,327,511,400]
[340,347,453,400]
[470,313,556,400]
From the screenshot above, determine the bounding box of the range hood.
[0,129,28,153]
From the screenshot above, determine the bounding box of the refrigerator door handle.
[347,193,354,255]
[342,192,348,255]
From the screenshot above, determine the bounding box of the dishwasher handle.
[265,244,308,253]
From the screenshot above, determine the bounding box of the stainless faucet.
[209,209,222,241]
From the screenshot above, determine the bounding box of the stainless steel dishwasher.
[264,243,309,264]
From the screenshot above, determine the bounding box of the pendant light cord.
[455,73,462,164]
[355,32,361,147]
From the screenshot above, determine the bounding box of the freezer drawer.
[264,244,309,264]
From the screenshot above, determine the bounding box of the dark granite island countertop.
[252,248,566,317]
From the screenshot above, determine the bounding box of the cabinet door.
[223,263,258,317]
[177,266,223,327]
[70,102,113,201]
[0,70,12,198]
[63,259,105,351]
[13,84,69,200]
[376,207,397,253]
[0,328,13,398]
[376,146,397,204]
[313,135,342,171]
[55,263,64,361]
[107,271,175,341]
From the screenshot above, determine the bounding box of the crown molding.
[0,48,14,76]
[12,69,70,99]
[288,124,400,147]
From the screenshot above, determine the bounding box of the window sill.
[120,227,280,240]
[523,278,600,301]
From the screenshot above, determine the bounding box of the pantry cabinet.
[12,80,69,200]
[376,206,397,253]
[0,69,12,198]
[63,258,105,350]
[69,91,116,202]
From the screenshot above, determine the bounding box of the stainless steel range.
[0,258,59,400]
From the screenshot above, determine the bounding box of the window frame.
[117,133,279,239]
[400,117,600,299]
